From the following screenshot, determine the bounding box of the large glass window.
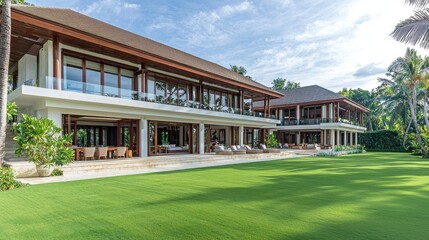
[156,80,166,103]
[166,83,177,105]
[147,77,155,101]
[178,85,187,106]
[63,56,83,92]
[104,65,119,97]
[203,89,209,109]
[121,69,134,99]
[85,61,101,95]
[209,90,215,109]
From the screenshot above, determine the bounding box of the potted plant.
[13,114,74,177]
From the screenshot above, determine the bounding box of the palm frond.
[391,9,429,49]
[406,0,429,8]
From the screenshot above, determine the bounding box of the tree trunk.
[0,0,12,166]
[368,113,374,131]
[409,86,426,157]
[403,119,412,148]
[424,97,429,129]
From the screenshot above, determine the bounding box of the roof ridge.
[12,5,71,10]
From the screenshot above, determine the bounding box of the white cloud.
[81,0,140,15]
[183,1,255,47]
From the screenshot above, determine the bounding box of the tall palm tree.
[378,74,413,146]
[388,48,429,156]
[391,0,429,48]
[0,0,12,165]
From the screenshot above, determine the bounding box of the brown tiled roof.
[254,85,369,111]
[12,5,281,96]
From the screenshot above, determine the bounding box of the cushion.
[218,146,225,151]
[231,146,238,151]
[260,144,267,150]
[244,145,252,150]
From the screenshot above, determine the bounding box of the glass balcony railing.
[22,77,276,119]
[277,118,363,127]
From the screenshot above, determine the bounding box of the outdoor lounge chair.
[231,145,246,154]
[244,145,263,154]
[215,145,233,155]
[260,144,280,153]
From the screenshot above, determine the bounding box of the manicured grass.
[1,152,429,239]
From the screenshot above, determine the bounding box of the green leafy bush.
[360,130,407,152]
[13,114,74,167]
[6,102,17,122]
[51,168,64,176]
[0,166,23,191]
[265,133,279,148]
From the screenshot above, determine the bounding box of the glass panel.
[64,56,83,92]
[209,90,215,108]
[178,85,187,106]
[166,83,177,104]
[203,89,209,109]
[156,80,166,103]
[86,61,101,95]
[104,65,118,97]
[149,122,156,155]
[221,94,227,106]
[147,77,155,101]
[121,69,134,100]
[215,92,221,107]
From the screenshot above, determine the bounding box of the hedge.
[359,130,407,152]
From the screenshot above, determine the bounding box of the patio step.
[10,151,294,178]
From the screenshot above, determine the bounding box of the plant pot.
[36,165,54,177]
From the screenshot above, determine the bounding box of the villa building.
[254,85,368,148]
[6,6,367,160]
[6,6,283,158]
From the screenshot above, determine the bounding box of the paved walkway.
[16,153,310,185]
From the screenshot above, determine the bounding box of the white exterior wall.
[18,54,37,87]
[38,41,54,88]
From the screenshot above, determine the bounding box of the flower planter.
[35,165,54,177]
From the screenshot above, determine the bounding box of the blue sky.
[28,0,424,91]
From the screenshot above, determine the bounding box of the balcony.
[278,118,363,127]
[21,77,276,119]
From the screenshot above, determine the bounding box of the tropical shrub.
[265,133,279,148]
[13,114,74,167]
[0,166,23,191]
[51,168,64,176]
[359,130,406,152]
[6,101,17,122]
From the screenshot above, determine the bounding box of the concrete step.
[10,152,294,178]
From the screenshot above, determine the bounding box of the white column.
[343,131,347,146]
[239,125,244,146]
[355,132,358,145]
[329,103,334,122]
[336,129,340,145]
[330,130,335,147]
[139,119,148,157]
[199,123,205,154]
[296,105,300,125]
[349,131,353,145]
[297,131,301,144]
[42,108,62,128]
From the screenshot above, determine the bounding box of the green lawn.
[1,152,429,239]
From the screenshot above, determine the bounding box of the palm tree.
[378,74,413,146]
[0,0,12,165]
[387,48,429,156]
[391,0,429,49]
